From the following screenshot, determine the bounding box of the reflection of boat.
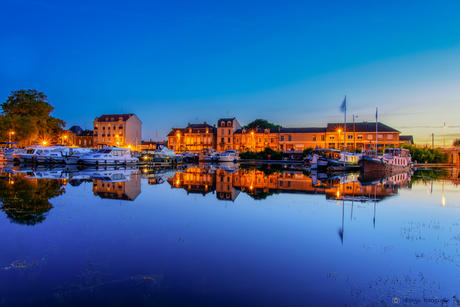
[359,170,411,186]
[79,147,138,165]
[198,148,219,162]
[140,144,181,163]
[145,168,177,185]
[218,150,240,162]
[359,148,412,173]
[80,167,139,182]
[218,162,239,173]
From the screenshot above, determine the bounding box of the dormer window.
[111,117,114,121]
[221,122,225,127]
[106,118,109,121]
[227,121,231,127]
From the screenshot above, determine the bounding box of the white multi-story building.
[93,114,142,149]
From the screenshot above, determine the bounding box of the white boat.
[35,147,69,163]
[218,149,240,162]
[12,145,63,163]
[54,147,96,164]
[79,147,138,165]
[140,144,181,163]
[2,148,26,162]
[198,148,219,162]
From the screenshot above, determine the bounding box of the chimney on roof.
[204,121,206,124]
[188,122,190,126]
[214,124,216,127]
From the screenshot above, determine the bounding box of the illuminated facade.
[93,114,142,149]
[167,118,403,153]
[167,122,217,153]
[167,168,405,202]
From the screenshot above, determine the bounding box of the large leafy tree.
[0,89,66,147]
[243,119,282,130]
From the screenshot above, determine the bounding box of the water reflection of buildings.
[167,165,411,202]
[167,165,216,196]
[92,169,141,201]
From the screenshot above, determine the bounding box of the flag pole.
[375,108,378,153]
[344,96,346,167]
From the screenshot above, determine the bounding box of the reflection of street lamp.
[116,134,119,147]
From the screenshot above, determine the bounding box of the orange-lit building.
[167,118,403,153]
[216,118,242,152]
[93,114,142,149]
[167,122,217,153]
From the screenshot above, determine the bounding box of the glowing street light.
[8,131,15,147]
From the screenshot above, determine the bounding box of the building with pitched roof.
[167,118,402,153]
[75,130,94,147]
[167,122,217,152]
[216,118,242,152]
[93,114,142,149]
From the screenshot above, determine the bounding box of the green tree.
[0,89,66,147]
[453,139,460,147]
[243,119,282,130]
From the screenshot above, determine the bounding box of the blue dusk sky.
[1,0,459,146]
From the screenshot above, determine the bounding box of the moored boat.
[310,149,360,170]
[79,147,138,165]
[12,145,63,163]
[359,148,412,174]
[198,148,219,162]
[140,143,181,163]
[218,149,240,162]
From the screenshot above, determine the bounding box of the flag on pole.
[340,95,346,113]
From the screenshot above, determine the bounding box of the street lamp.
[444,123,447,148]
[353,115,358,152]
[8,131,15,148]
[338,129,341,150]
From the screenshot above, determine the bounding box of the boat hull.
[359,156,410,173]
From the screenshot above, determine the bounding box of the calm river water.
[0,163,459,307]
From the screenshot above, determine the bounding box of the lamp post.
[444,123,446,148]
[176,132,180,152]
[8,131,15,148]
[353,115,358,152]
[338,129,341,150]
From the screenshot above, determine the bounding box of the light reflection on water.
[0,163,459,306]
